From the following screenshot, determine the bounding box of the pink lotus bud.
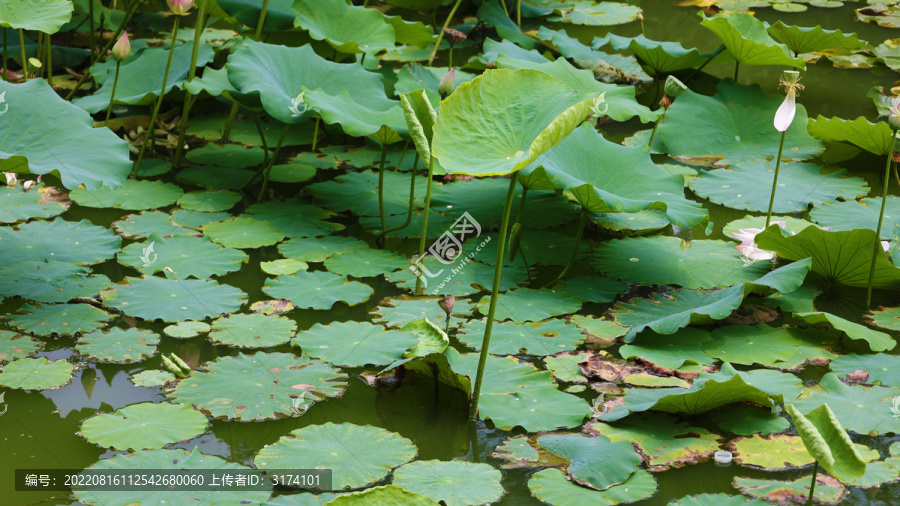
[167,0,194,15]
[111,31,131,62]
[439,68,456,98]
[438,295,455,315]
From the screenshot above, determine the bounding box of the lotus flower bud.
[167,0,194,15]
[664,76,687,98]
[890,97,900,131]
[439,68,456,98]
[438,295,455,315]
[111,31,131,62]
[443,28,467,46]
[774,70,803,133]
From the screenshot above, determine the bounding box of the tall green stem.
[555,209,586,282]
[311,117,320,151]
[254,0,270,39]
[469,176,518,420]
[377,143,388,247]
[866,128,898,307]
[806,462,819,506]
[648,110,665,149]
[89,0,96,65]
[428,0,464,65]
[173,0,208,167]
[733,62,740,82]
[45,33,52,85]
[377,152,418,242]
[133,17,180,177]
[3,29,7,81]
[415,154,436,294]
[765,131,787,228]
[103,61,121,125]
[222,0,269,141]
[221,101,240,141]
[517,0,522,28]
[18,29,26,80]
[257,123,290,202]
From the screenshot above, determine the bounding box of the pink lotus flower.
[167,0,194,15]
[439,68,455,97]
[111,31,131,62]
[733,221,786,261]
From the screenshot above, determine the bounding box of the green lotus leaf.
[733,475,846,505]
[371,297,456,330]
[729,433,814,470]
[723,215,817,241]
[785,403,866,481]
[689,161,867,213]
[857,5,900,29]
[227,40,406,136]
[830,353,900,387]
[101,277,247,322]
[9,302,111,336]
[622,373,689,388]
[586,413,720,469]
[790,373,900,435]
[268,162,317,184]
[324,248,409,277]
[448,349,591,431]
[74,44,214,113]
[169,353,348,421]
[670,494,769,506]
[70,179,183,210]
[556,276,626,304]
[618,327,714,371]
[592,33,734,74]
[755,226,900,289]
[810,197,900,239]
[520,125,706,228]
[163,321,211,339]
[256,423,417,489]
[0,260,111,302]
[293,321,418,367]
[80,402,207,451]
[0,330,40,363]
[176,190,241,212]
[704,323,836,367]
[0,183,68,223]
[359,209,456,239]
[216,0,296,31]
[0,356,74,390]
[400,318,449,357]
[392,460,503,506]
[474,288,581,323]
[540,352,587,385]
[76,327,160,363]
[477,0,541,51]
[129,369,177,388]
[537,26,650,84]
[384,0,443,10]
[0,0,72,33]
[174,209,243,229]
[571,315,630,343]
[0,80,131,190]
[700,13,805,68]
[529,467,656,505]
[293,0,396,55]
[547,1,642,26]
[537,434,640,490]
[793,311,894,352]
[209,313,296,348]
[709,403,790,435]
[324,485,439,505]
[807,115,895,156]
[457,318,585,356]
[113,211,195,240]
[306,170,426,216]
[400,88,438,168]
[249,299,296,316]
[118,234,248,279]
[766,21,867,54]
[848,461,900,488]
[247,199,343,238]
[263,271,373,309]
[432,68,597,176]
[491,435,563,469]
[202,216,285,249]
[385,255,529,297]
[278,235,370,263]
[594,236,770,289]
[477,230,588,267]
[74,447,271,506]
[177,166,257,190]
[260,259,308,275]
[188,113,316,145]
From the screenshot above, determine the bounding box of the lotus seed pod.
[664,76,687,98]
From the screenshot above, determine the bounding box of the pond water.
[4,0,900,505]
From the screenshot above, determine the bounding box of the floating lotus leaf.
[0,330,40,363]
[0,357,74,390]
[371,297,455,329]
[168,353,348,421]
[447,349,591,431]
[171,210,234,229]
[0,183,68,223]
[537,27,650,85]
[208,313,296,348]
[528,468,656,505]
[547,1,642,26]
[113,211,194,239]
[188,113,316,145]
[709,403,790,435]
[0,0,73,32]
[264,271,373,309]
[306,170,426,216]
[722,215,816,241]
[101,277,247,322]
[255,423,416,489]
[269,162,317,184]
[570,315,630,343]
[793,311,895,352]
[249,299,295,315]
[477,1,541,51]
[176,166,256,190]
[432,69,597,176]
[767,21,867,54]
[586,413,720,469]
[700,13,805,69]
[294,0,396,54]
[0,260,111,302]
[594,236,770,289]
[857,5,900,29]
[830,353,900,386]
[520,125,706,228]
[537,433,641,490]
[729,433,814,470]
[704,323,835,367]
[294,321,418,367]
[80,402,207,451]
[185,143,265,169]
[810,196,900,239]
[0,218,120,268]
[176,190,241,212]
[69,179,183,210]
[456,318,585,355]
[324,249,409,277]
[733,475,846,505]
[543,351,591,383]
[623,374,689,387]
[808,115,895,156]
[260,259,308,275]
[202,216,285,249]
[618,327,714,371]
[689,161,867,213]
[118,234,248,279]
[556,276,626,304]
[785,403,866,481]
[325,486,438,505]
[478,230,588,267]
[278,235,369,263]
[164,321,211,338]
[474,288,581,323]
[392,460,503,506]
[74,447,271,506]
[10,302,111,336]
[491,435,563,469]
[130,369,177,387]
[790,373,900,435]
[386,255,528,297]
[848,461,900,488]
[655,79,821,165]
[592,33,733,74]
[359,209,456,239]
[612,287,746,342]
[76,327,160,363]
[670,494,769,506]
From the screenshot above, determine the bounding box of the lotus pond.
[5,0,900,505]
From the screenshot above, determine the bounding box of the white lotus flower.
[774,71,803,133]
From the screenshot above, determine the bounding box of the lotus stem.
[734,62,739,82]
[648,109,665,149]
[173,0,208,167]
[415,153,436,295]
[133,17,180,177]
[556,209,586,282]
[254,0,269,39]
[377,143,389,247]
[866,127,898,307]
[500,0,509,16]
[89,0,95,65]
[893,161,900,190]
[3,29,7,81]
[257,123,290,202]
[311,117,320,151]
[18,29,26,80]
[517,0,522,28]
[428,0,464,65]
[806,462,818,506]
[103,61,122,125]
[470,176,518,420]
[764,131,787,228]
[36,32,42,78]
[377,152,419,243]
[45,33,52,85]
[222,102,240,141]
[237,114,271,192]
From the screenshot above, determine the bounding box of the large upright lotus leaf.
[547,1,642,26]
[785,403,866,481]
[709,403,790,436]
[807,115,895,156]
[689,161,868,213]
[810,197,900,239]
[0,0,72,32]
[263,271,373,309]
[830,353,900,387]
[202,216,285,249]
[0,357,74,390]
[0,183,68,223]
[592,33,734,74]
[536,27,650,84]
[477,0,541,51]
[700,13,805,68]
[118,234,248,279]
[400,89,439,168]
[70,179,183,210]
[73,44,215,113]
[293,321,419,367]
[400,318,449,358]
[306,170,426,216]
[0,260,111,302]
[76,327,160,363]
[447,349,591,431]
[256,423,416,490]
[216,0,296,31]
[756,226,900,289]
[536,434,640,490]
[457,318,585,356]
[101,277,247,322]
[293,0,395,54]
[474,288,582,323]
[0,218,119,268]
[431,69,596,176]
[519,124,705,227]
[208,313,296,348]
[9,302,111,336]
[392,460,503,506]
[227,40,406,136]
[655,80,821,165]
[169,353,348,421]
[80,402,208,451]
[594,236,770,289]
[793,311,895,352]
[529,468,656,505]
[790,373,900,434]
[0,80,130,190]
[767,22,867,54]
